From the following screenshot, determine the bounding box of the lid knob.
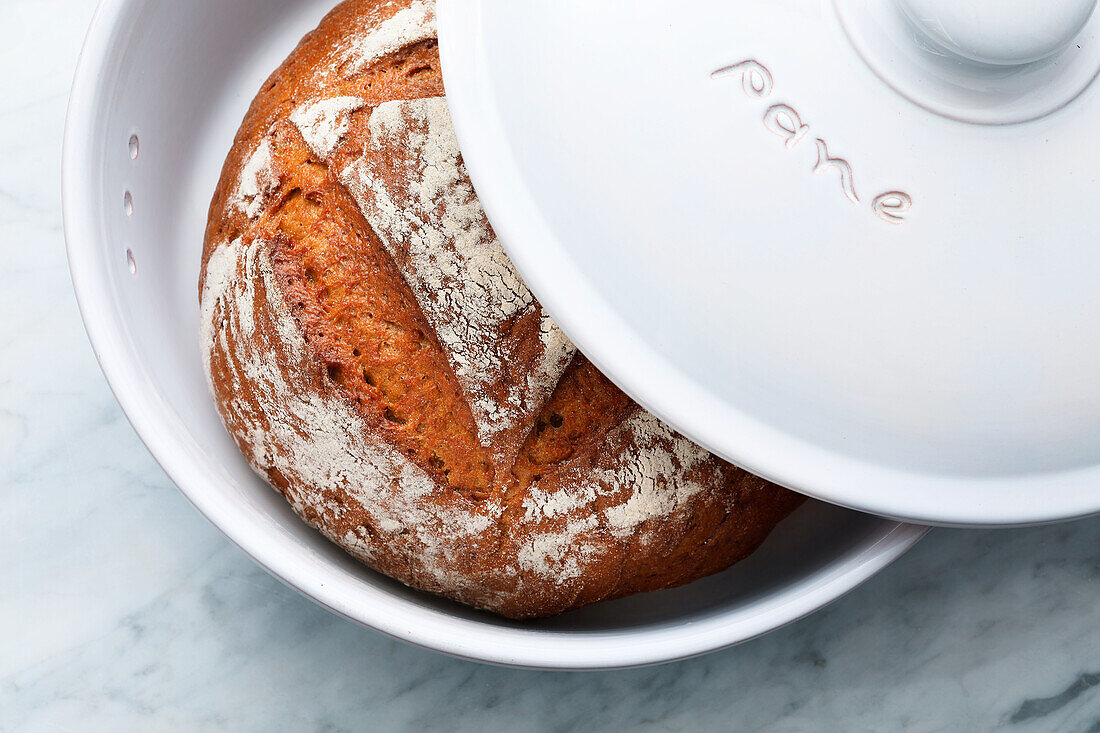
[897,0,1098,66]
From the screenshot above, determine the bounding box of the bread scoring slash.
[199,0,802,618]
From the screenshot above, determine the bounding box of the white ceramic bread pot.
[63,0,924,668]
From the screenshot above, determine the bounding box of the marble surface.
[5,1,1100,730]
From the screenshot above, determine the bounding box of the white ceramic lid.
[438,0,1100,526]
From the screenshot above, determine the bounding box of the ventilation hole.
[535,418,547,435]
[429,455,446,470]
[407,65,433,78]
[352,349,361,357]
[128,134,139,160]
[126,249,137,276]
[362,370,376,387]
[384,408,407,425]
[550,414,564,429]
[532,474,544,483]
[124,191,134,217]
[326,364,343,383]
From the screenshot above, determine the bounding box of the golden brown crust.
[200,0,802,618]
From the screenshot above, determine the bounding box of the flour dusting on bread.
[341,0,436,75]
[515,412,715,580]
[601,412,710,537]
[341,98,576,454]
[516,519,600,582]
[290,97,365,158]
[235,140,279,219]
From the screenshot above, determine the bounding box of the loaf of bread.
[199,0,802,618]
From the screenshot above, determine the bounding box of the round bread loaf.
[200,0,802,618]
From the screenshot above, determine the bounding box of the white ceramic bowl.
[63,0,925,669]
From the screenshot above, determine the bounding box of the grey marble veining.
[5,1,1100,730]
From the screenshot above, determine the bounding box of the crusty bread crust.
[200,0,802,618]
